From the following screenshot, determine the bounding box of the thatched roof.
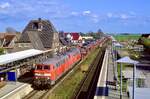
[18,18,60,50]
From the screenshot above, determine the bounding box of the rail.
[94,49,109,99]
[71,47,106,99]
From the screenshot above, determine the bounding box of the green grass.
[117,63,133,91]
[48,48,100,99]
[114,34,141,42]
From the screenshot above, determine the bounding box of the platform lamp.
[112,40,117,86]
[113,42,123,89]
[116,56,139,99]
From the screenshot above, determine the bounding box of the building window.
[32,22,39,29]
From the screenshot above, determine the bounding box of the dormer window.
[32,22,43,31]
[33,22,39,29]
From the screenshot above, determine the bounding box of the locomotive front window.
[44,65,50,70]
[36,65,42,70]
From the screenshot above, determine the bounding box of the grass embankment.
[114,34,141,42]
[48,48,100,99]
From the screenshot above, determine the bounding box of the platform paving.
[0,79,33,99]
[107,47,115,84]
[107,46,129,99]
[108,88,129,99]
[0,82,26,98]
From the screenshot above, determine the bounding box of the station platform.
[94,49,109,99]
[0,81,33,99]
[107,47,116,87]
[94,46,129,99]
[108,46,129,99]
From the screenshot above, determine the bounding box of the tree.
[97,28,104,39]
[79,32,85,36]
[87,31,94,36]
[97,29,103,33]
[141,37,150,48]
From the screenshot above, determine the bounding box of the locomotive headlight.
[43,73,51,76]
[35,73,41,76]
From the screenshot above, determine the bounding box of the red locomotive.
[33,48,81,87]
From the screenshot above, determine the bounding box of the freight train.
[33,37,108,88]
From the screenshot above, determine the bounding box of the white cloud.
[91,14,99,23]
[129,11,136,15]
[92,18,99,23]
[0,2,10,9]
[71,11,79,16]
[83,10,91,15]
[92,14,98,18]
[70,10,100,23]
[0,0,71,19]
[106,12,133,20]
[107,13,113,18]
[120,14,129,19]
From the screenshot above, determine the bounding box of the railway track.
[71,47,106,99]
[23,90,49,99]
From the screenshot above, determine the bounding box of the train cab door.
[50,65,56,81]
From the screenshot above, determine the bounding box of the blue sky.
[0,0,150,33]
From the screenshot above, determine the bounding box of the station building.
[16,18,60,51]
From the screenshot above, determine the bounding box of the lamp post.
[133,63,137,99]
[116,56,139,99]
[112,40,117,86]
[113,42,123,90]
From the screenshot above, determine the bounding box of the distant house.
[64,32,82,44]
[81,36,94,43]
[0,33,21,53]
[81,36,93,40]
